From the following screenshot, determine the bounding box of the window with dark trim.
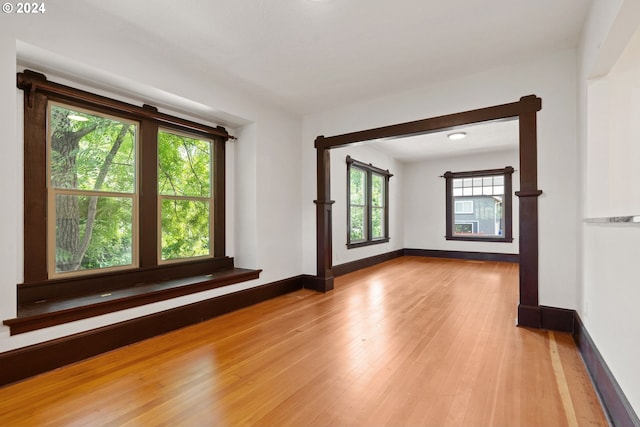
[346,156,392,248]
[16,70,239,306]
[444,166,514,242]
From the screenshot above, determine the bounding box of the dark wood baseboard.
[573,313,640,427]
[332,249,404,277]
[540,305,575,333]
[519,305,575,333]
[404,248,519,263]
[0,275,303,387]
[332,247,517,278]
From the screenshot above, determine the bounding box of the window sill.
[445,236,513,243]
[347,238,390,249]
[3,267,261,335]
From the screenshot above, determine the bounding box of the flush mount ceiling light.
[447,132,466,140]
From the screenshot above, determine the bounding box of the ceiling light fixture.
[447,132,466,140]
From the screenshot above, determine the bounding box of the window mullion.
[213,138,225,258]
[139,119,158,268]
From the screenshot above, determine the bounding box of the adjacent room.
[0,0,639,426]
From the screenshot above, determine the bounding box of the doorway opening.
[313,95,543,328]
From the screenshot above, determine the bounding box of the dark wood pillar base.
[517,304,541,328]
[303,275,334,293]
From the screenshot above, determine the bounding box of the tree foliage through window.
[158,130,212,261]
[346,156,391,248]
[50,104,136,273]
[49,105,215,274]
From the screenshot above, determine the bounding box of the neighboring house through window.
[347,156,392,248]
[444,166,514,242]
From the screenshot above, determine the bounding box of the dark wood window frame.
[4,70,261,335]
[313,95,544,329]
[346,156,392,248]
[444,166,514,243]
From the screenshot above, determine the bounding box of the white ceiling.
[369,119,519,162]
[76,0,591,115]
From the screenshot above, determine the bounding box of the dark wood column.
[516,95,543,327]
[310,138,334,292]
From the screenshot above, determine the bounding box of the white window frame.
[454,199,474,214]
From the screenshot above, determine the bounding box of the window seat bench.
[3,268,261,335]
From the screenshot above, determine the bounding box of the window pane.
[494,185,504,195]
[453,188,463,197]
[350,206,365,241]
[483,177,493,186]
[372,207,384,239]
[158,130,212,197]
[350,167,366,205]
[371,173,384,207]
[494,176,504,186]
[473,177,483,187]
[463,187,472,196]
[455,223,473,234]
[463,178,473,187]
[55,194,133,273]
[161,199,210,260]
[453,179,462,188]
[472,186,482,196]
[455,199,474,214]
[50,105,136,193]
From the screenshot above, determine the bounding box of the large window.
[444,167,514,242]
[347,156,392,248]
[19,70,229,302]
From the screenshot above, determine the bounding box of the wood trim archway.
[313,95,543,328]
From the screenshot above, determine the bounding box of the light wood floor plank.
[0,257,608,426]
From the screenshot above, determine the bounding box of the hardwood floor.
[0,257,607,426]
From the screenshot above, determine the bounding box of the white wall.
[303,48,579,310]
[0,3,303,352]
[586,28,640,217]
[404,149,519,254]
[0,36,19,331]
[578,0,640,415]
[329,144,519,267]
[330,145,404,266]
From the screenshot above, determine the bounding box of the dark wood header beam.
[317,95,541,149]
